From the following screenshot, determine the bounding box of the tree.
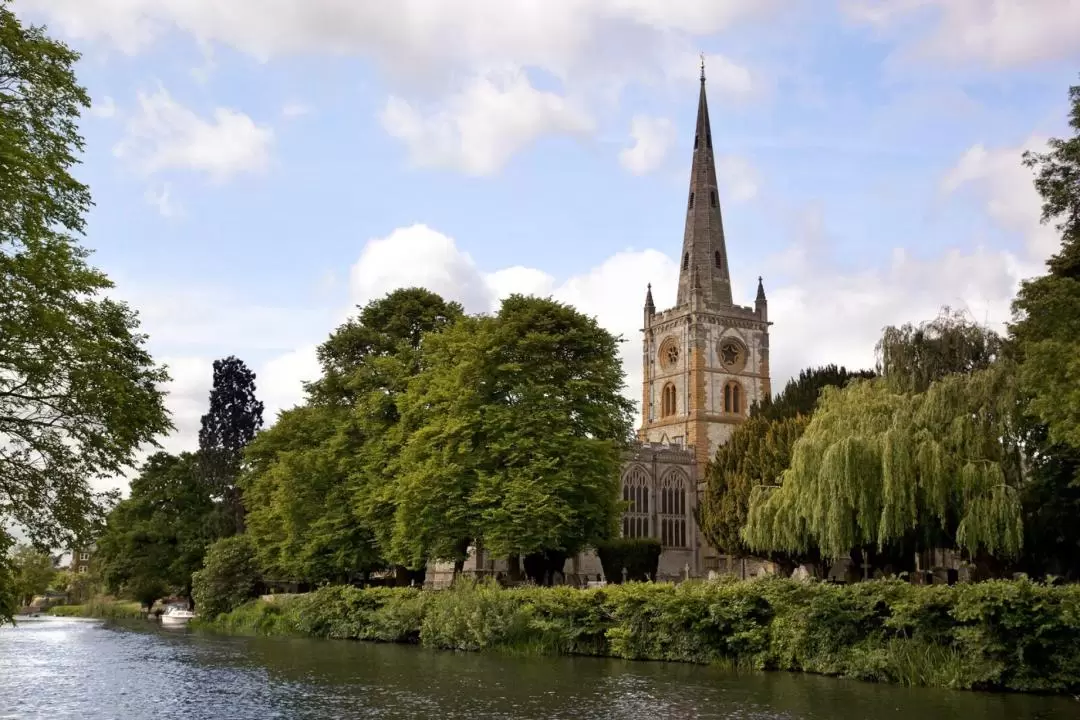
[198,356,264,535]
[191,535,260,619]
[701,365,871,572]
[11,545,55,607]
[241,289,463,586]
[751,364,875,421]
[95,453,214,606]
[1012,76,1080,449]
[0,4,172,550]
[392,295,636,571]
[744,313,1024,569]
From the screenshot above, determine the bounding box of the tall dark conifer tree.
[198,356,264,535]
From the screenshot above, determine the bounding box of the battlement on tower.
[623,439,698,465]
[646,301,766,332]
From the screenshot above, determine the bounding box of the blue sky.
[13,0,1080,468]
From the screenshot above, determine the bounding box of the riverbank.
[48,600,145,620]
[201,576,1080,694]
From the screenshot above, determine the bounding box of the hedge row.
[204,577,1080,693]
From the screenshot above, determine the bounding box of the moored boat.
[160,605,195,627]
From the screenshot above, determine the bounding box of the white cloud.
[20,0,773,69]
[941,136,1058,259]
[113,85,274,182]
[380,67,593,176]
[620,115,675,175]
[664,50,758,100]
[842,0,1080,67]
[144,183,182,218]
[716,155,759,203]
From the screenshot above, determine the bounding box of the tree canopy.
[1011,76,1080,449]
[95,452,215,606]
[744,314,1024,563]
[198,356,264,535]
[0,4,171,550]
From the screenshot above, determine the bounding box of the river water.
[0,616,1076,719]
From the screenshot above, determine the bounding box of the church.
[613,61,772,580]
[429,64,773,586]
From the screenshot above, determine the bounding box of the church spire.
[676,57,733,307]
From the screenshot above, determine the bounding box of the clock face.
[718,339,745,371]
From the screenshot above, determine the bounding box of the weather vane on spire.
[699,52,706,81]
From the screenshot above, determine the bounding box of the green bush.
[204,577,1080,694]
[191,535,260,619]
[594,538,661,582]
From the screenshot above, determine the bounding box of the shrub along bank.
[202,577,1080,694]
[47,600,145,620]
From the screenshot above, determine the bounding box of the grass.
[47,599,145,620]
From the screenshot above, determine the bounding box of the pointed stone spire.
[676,57,733,308]
[644,283,655,321]
[755,276,768,322]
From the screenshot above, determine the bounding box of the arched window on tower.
[724,380,743,415]
[661,383,677,417]
[621,467,650,540]
[659,470,689,548]
[682,253,689,271]
[710,190,718,207]
[688,192,694,209]
[694,134,699,150]
[714,251,722,269]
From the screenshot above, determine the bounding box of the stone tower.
[639,63,772,469]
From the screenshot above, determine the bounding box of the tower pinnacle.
[675,64,733,307]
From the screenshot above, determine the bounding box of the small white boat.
[160,605,195,627]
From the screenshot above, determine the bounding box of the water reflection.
[0,616,1075,719]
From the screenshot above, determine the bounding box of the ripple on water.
[1,617,1077,720]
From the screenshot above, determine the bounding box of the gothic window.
[661,383,677,417]
[659,337,679,369]
[621,467,650,540]
[659,470,688,548]
[694,134,699,150]
[682,253,689,270]
[724,380,743,415]
[710,190,718,207]
[714,250,722,269]
[706,132,712,149]
[688,192,695,209]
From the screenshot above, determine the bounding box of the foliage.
[1012,77,1080,449]
[751,364,876,421]
[701,415,809,557]
[191,535,261,619]
[0,533,15,622]
[47,599,144,620]
[198,355,264,535]
[95,452,214,606]
[206,578,1080,694]
[241,288,463,585]
[745,313,1025,564]
[745,365,1025,562]
[594,538,661,582]
[391,295,635,566]
[0,5,172,548]
[1016,425,1080,580]
[10,544,55,607]
[876,308,1003,395]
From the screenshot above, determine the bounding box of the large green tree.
[10,544,55,607]
[95,453,214,606]
[392,295,635,573]
[1012,77,1080,449]
[701,365,871,573]
[0,4,171,551]
[744,313,1024,568]
[241,288,463,586]
[198,356,264,535]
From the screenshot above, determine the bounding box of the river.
[0,616,1076,719]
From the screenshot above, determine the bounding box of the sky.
[11,0,1080,489]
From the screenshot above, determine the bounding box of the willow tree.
[744,365,1024,564]
[745,312,1023,567]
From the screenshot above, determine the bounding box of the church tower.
[639,62,772,469]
